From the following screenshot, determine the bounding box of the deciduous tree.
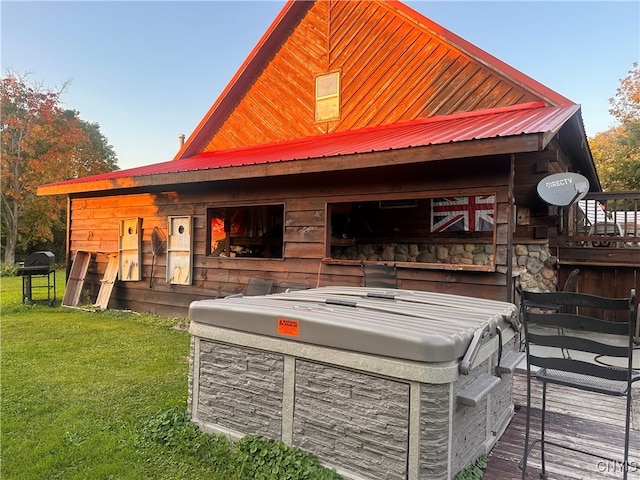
[1,72,118,265]
[590,63,640,191]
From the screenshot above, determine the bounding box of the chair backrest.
[361,261,398,288]
[520,289,636,389]
[244,277,274,296]
[275,281,308,293]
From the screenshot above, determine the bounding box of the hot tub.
[188,287,521,480]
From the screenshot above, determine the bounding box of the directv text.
[546,177,573,188]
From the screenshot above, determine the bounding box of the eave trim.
[38,134,543,197]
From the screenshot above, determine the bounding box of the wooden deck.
[484,372,640,479]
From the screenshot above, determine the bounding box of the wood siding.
[511,142,578,245]
[555,263,638,323]
[68,156,513,318]
[202,0,540,153]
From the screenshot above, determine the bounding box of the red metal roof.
[39,102,580,191]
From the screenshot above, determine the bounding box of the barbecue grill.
[188,287,522,480]
[17,251,56,305]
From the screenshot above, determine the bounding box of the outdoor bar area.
[188,287,522,480]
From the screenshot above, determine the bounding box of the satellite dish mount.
[536,172,590,233]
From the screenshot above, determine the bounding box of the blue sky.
[2,1,639,171]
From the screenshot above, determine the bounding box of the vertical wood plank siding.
[68,157,512,317]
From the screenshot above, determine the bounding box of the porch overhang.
[38,135,545,197]
[38,103,595,197]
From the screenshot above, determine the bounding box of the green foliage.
[141,406,234,471]
[233,435,341,480]
[454,454,488,480]
[143,407,201,449]
[0,278,342,480]
[0,262,18,277]
[591,124,640,191]
[1,71,118,265]
[142,409,341,480]
[590,62,640,191]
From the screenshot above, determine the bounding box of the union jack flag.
[430,196,495,232]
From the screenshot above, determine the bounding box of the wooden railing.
[554,192,638,328]
[563,192,640,248]
[556,192,639,269]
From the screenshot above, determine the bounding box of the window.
[207,204,284,259]
[328,195,496,268]
[315,71,340,122]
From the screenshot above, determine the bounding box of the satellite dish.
[537,172,590,207]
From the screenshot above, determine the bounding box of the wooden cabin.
[38,0,601,317]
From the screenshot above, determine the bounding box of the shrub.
[142,408,341,480]
[0,263,18,277]
[233,435,341,480]
[454,454,488,479]
[142,407,232,468]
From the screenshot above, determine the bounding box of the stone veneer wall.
[293,360,410,480]
[332,242,494,266]
[195,341,284,439]
[513,243,558,293]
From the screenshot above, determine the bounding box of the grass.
[1,271,486,480]
[1,271,340,480]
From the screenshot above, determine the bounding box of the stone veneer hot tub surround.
[188,287,521,480]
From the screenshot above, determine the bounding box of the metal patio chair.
[519,288,638,479]
[517,269,580,358]
[244,277,274,296]
[361,261,398,288]
[275,281,308,293]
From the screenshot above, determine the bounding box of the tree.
[590,62,640,191]
[1,72,118,265]
[609,62,640,123]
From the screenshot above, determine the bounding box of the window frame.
[206,203,285,260]
[326,191,497,272]
[315,71,341,122]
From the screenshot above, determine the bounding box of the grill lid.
[18,251,55,274]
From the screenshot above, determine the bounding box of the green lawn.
[1,271,340,480]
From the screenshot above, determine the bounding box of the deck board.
[483,372,640,479]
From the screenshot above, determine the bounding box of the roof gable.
[177,0,574,159]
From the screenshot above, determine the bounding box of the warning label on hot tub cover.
[278,318,300,337]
